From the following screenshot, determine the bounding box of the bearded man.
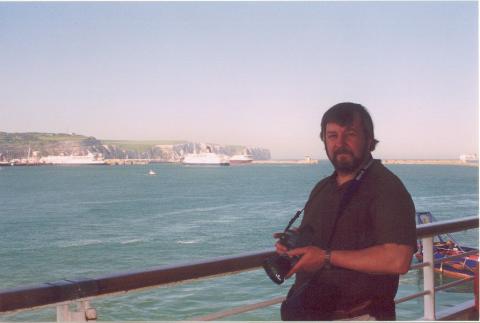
[276,102,417,321]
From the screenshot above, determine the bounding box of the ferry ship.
[182,153,230,166]
[229,154,253,165]
[39,152,106,165]
[182,146,230,166]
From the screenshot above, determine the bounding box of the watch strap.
[324,249,332,269]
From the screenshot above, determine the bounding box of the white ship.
[459,154,478,163]
[40,152,106,165]
[182,146,230,166]
[229,154,253,165]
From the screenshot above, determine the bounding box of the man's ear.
[367,137,374,151]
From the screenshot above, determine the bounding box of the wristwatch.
[324,249,332,269]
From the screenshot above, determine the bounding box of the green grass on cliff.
[0,132,187,150]
[0,132,87,144]
[0,132,245,153]
[101,140,188,152]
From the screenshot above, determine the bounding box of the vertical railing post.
[422,236,436,320]
[56,301,97,322]
[56,304,70,322]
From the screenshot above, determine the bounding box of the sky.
[0,1,478,159]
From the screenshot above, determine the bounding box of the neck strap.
[326,157,374,248]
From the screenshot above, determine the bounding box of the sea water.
[0,162,478,321]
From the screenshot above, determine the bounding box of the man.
[276,102,417,320]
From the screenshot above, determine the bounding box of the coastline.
[2,159,478,167]
[381,159,479,167]
[255,159,479,167]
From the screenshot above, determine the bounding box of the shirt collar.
[328,155,376,188]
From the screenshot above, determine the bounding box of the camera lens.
[262,255,293,285]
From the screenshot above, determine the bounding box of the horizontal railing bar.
[0,216,477,314]
[190,296,285,321]
[415,216,478,239]
[395,290,430,304]
[435,276,475,292]
[394,276,475,305]
[0,249,275,313]
[410,262,429,270]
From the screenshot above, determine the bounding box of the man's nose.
[336,133,347,146]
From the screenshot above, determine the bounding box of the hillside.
[0,132,271,161]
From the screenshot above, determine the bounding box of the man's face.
[324,115,371,173]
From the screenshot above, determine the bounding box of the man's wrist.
[324,249,332,269]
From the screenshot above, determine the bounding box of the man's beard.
[329,147,365,173]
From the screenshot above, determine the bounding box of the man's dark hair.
[320,102,379,152]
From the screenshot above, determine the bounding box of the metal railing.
[0,216,478,321]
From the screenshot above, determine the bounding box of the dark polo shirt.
[294,159,417,317]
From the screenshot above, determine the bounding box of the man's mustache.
[333,147,354,158]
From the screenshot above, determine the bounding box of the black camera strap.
[325,157,374,249]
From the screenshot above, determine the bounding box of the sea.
[0,161,478,321]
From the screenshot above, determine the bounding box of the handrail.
[416,215,478,238]
[435,276,475,292]
[0,216,478,316]
[0,249,275,313]
[190,296,286,321]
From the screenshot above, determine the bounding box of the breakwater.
[382,159,478,167]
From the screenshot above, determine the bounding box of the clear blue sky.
[1,2,478,159]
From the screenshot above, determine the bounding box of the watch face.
[325,250,332,269]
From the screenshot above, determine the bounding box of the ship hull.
[39,154,106,165]
[183,162,230,166]
[229,160,253,165]
[229,154,253,165]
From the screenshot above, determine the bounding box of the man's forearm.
[330,243,414,274]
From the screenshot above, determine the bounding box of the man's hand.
[273,232,288,254]
[272,228,299,255]
[285,246,326,279]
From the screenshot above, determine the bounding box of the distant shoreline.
[254,159,479,167]
[381,159,478,167]
[2,159,478,167]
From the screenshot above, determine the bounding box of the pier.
[382,159,479,167]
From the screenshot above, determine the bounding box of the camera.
[263,225,314,285]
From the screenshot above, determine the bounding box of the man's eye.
[327,135,337,140]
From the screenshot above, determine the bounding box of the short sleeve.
[370,178,417,251]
